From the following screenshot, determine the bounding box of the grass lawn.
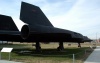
[0,42,96,63]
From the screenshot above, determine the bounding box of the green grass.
[0,42,95,63]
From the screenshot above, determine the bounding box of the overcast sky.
[0,0,100,39]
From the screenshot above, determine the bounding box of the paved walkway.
[0,60,23,63]
[84,46,100,63]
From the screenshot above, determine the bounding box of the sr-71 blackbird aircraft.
[0,2,92,51]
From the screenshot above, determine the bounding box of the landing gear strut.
[35,42,41,52]
[78,42,81,48]
[57,42,64,51]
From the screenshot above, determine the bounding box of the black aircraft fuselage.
[20,2,84,42]
[0,2,92,51]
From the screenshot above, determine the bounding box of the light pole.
[96,33,97,46]
[96,33,97,42]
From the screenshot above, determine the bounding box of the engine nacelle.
[21,24,30,40]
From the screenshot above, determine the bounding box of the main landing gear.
[78,42,81,48]
[35,42,41,52]
[57,42,64,51]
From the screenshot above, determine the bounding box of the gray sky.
[0,0,100,39]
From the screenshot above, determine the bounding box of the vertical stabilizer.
[20,2,54,27]
[0,15,18,31]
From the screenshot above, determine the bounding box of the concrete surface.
[84,46,100,63]
[0,60,23,63]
